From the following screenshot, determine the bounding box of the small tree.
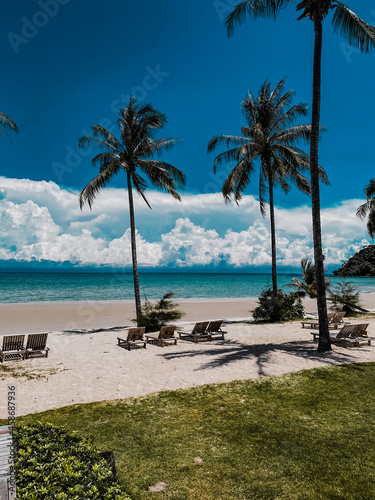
[253,288,304,322]
[328,279,364,316]
[287,257,330,298]
[136,292,184,332]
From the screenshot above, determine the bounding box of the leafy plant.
[253,288,304,322]
[136,291,184,332]
[13,423,130,500]
[328,278,365,316]
[287,257,330,298]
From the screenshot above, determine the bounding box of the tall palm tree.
[225,1,375,352]
[78,96,185,323]
[0,112,18,140]
[208,79,328,296]
[356,179,375,238]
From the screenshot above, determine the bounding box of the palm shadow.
[161,338,361,376]
[60,325,130,335]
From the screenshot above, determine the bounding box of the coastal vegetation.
[253,288,304,322]
[328,278,363,315]
[356,179,375,238]
[208,79,326,297]
[334,245,375,277]
[136,291,184,332]
[78,97,185,323]
[0,112,18,141]
[225,1,375,352]
[287,257,330,299]
[13,363,375,499]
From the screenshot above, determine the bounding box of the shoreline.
[1,293,375,335]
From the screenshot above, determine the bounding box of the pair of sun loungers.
[301,312,348,330]
[117,320,227,350]
[0,333,49,362]
[310,323,371,347]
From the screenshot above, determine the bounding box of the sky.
[0,0,374,272]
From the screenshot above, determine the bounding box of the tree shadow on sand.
[60,325,131,335]
[161,339,364,377]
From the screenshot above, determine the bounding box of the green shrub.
[13,423,130,500]
[328,278,362,316]
[137,291,184,332]
[253,288,304,322]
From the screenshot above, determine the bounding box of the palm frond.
[208,134,248,153]
[79,168,117,209]
[367,208,375,239]
[332,2,375,53]
[131,171,152,209]
[222,158,254,203]
[0,113,18,133]
[364,179,375,199]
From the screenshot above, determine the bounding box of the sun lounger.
[117,327,146,350]
[178,321,210,343]
[206,320,227,340]
[331,324,371,347]
[145,326,178,347]
[24,333,50,359]
[304,312,349,333]
[302,312,335,329]
[0,335,25,362]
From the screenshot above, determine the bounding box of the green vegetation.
[356,179,375,238]
[334,245,375,277]
[12,364,375,499]
[328,278,363,315]
[78,97,185,323]
[287,257,330,298]
[253,288,304,322]
[136,292,184,332]
[13,423,129,499]
[0,112,18,141]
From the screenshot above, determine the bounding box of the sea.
[1,272,375,304]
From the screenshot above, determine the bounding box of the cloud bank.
[0,176,369,270]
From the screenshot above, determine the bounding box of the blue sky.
[0,1,374,271]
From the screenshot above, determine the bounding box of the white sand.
[0,296,374,418]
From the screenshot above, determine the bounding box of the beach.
[1,294,375,418]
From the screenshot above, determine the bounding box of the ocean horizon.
[1,272,375,304]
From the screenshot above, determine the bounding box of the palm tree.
[225,1,375,352]
[287,257,330,298]
[356,179,375,238]
[0,112,18,140]
[208,79,328,296]
[78,96,185,323]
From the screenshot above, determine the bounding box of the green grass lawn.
[9,363,375,499]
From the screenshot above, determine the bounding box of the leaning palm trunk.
[127,172,142,323]
[310,14,330,351]
[268,170,278,296]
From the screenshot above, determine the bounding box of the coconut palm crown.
[208,78,329,295]
[356,179,375,239]
[0,112,18,141]
[78,96,185,322]
[224,0,375,352]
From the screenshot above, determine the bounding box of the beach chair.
[24,333,50,359]
[302,312,335,329]
[117,327,146,350]
[145,326,178,347]
[0,335,25,362]
[178,321,210,343]
[330,312,349,330]
[206,320,227,340]
[331,324,371,347]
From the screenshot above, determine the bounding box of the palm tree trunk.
[311,14,331,352]
[268,168,278,296]
[127,171,142,324]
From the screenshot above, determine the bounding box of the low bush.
[137,291,184,332]
[13,422,130,500]
[253,288,304,322]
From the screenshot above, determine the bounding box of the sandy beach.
[1,294,375,418]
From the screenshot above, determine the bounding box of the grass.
[7,363,375,499]
[0,364,60,380]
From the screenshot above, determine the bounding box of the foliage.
[136,291,184,332]
[287,257,330,298]
[0,112,18,141]
[334,244,375,277]
[13,423,130,500]
[328,278,362,316]
[253,288,304,322]
[356,179,375,238]
[13,364,375,499]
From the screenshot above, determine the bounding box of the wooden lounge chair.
[145,326,178,347]
[0,335,25,362]
[117,327,146,350]
[206,320,227,340]
[331,324,371,347]
[330,312,349,330]
[25,333,50,359]
[302,312,335,329]
[178,321,210,343]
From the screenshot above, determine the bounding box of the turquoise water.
[1,272,375,304]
